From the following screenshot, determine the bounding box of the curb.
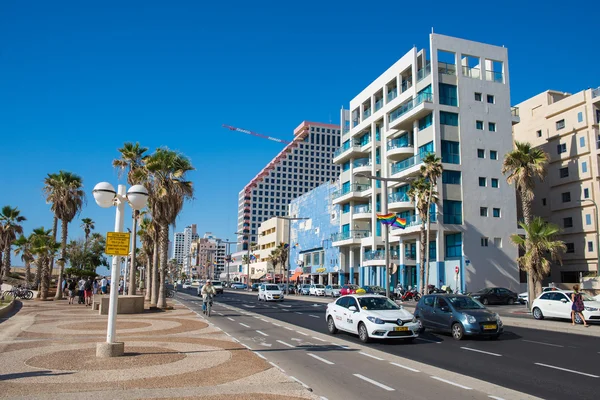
[0,299,15,319]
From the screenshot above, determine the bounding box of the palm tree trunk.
[156,224,169,309]
[3,246,10,279]
[40,258,49,300]
[150,240,159,307]
[144,251,152,302]
[424,183,433,291]
[25,260,31,285]
[49,215,58,282]
[34,258,41,298]
[419,224,427,294]
[521,191,537,302]
[129,211,139,295]
[0,249,3,287]
[54,219,68,300]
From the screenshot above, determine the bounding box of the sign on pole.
[105,232,131,256]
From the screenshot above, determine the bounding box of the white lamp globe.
[127,184,149,210]
[92,182,116,208]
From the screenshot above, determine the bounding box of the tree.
[137,216,154,299]
[30,227,60,300]
[0,206,26,282]
[511,217,566,298]
[420,154,443,291]
[81,218,95,246]
[14,235,34,284]
[65,237,107,276]
[267,248,281,283]
[502,142,549,302]
[145,148,194,308]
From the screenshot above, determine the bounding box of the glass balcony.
[363,109,371,119]
[485,70,504,83]
[333,140,361,158]
[416,62,431,82]
[438,62,457,75]
[391,153,425,175]
[359,133,371,147]
[353,118,360,127]
[387,88,398,102]
[387,136,413,150]
[462,66,480,79]
[331,183,372,199]
[388,92,433,123]
[332,230,371,242]
[401,80,412,93]
[389,192,410,203]
[593,87,600,99]
[511,107,519,117]
[353,158,371,168]
[375,98,383,111]
[363,249,399,261]
[353,204,371,214]
[395,213,437,229]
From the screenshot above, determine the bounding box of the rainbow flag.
[376,213,397,226]
[393,217,407,229]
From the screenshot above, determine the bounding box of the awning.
[290,270,303,281]
[251,273,266,280]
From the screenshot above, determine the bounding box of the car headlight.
[472,295,480,299]
[367,316,385,324]
[463,313,477,324]
[494,312,503,326]
[585,307,598,311]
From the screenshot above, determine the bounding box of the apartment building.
[236,121,341,253]
[249,217,289,282]
[189,232,226,280]
[172,224,199,276]
[512,87,600,284]
[333,33,520,293]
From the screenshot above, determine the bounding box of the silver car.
[325,284,341,297]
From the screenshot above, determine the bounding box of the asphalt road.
[179,288,598,400]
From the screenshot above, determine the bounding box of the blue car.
[414,294,503,340]
[230,283,248,290]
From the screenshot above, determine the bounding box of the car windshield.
[369,286,384,291]
[265,285,280,290]
[448,296,485,310]
[332,285,341,289]
[212,282,222,286]
[346,285,359,289]
[315,285,325,288]
[357,297,401,310]
[302,285,310,288]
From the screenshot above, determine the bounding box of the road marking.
[415,338,441,344]
[269,361,284,372]
[284,327,294,331]
[330,343,349,349]
[241,343,252,350]
[259,342,272,347]
[431,376,472,390]
[279,304,292,308]
[522,339,563,348]
[277,340,295,348]
[227,317,235,321]
[290,376,310,389]
[260,318,269,322]
[240,323,251,328]
[216,312,224,316]
[309,314,320,318]
[256,330,269,337]
[272,323,282,327]
[461,347,502,357]
[224,332,231,337]
[488,396,505,400]
[307,353,335,365]
[297,331,309,336]
[254,352,267,360]
[359,352,384,361]
[312,336,327,342]
[353,374,395,391]
[282,309,290,312]
[390,362,420,373]
[295,312,303,315]
[254,316,261,319]
[242,305,255,308]
[534,362,599,378]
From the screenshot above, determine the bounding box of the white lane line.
[307,353,335,365]
[239,323,251,328]
[276,340,295,348]
[256,330,269,337]
[224,332,231,337]
[353,374,395,391]
[534,362,599,378]
[431,376,472,390]
[260,318,269,322]
[359,352,384,361]
[279,304,292,308]
[309,314,320,318]
[272,322,282,327]
[330,343,349,349]
[522,339,563,348]
[283,309,290,312]
[216,312,224,316]
[415,338,441,344]
[241,343,252,350]
[290,376,310,389]
[320,397,329,400]
[269,361,285,372]
[390,362,420,373]
[227,317,235,321]
[254,352,267,360]
[312,336,327,342]
[297,331,309,336]
[295,312,303,315]
[254,316,261,319]
[284,327,294,331]
[488,396,505,400]
[461,347,502,357]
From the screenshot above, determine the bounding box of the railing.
[405,252,416,260]
[592,87,600,99]
[353,204,371,214]
[331,183,372,199]
[391,213,437,230]
[511,107,519,117]
[389,192,410,203]
[333,140,361,158]
[485,70,504,83]
[353,118,360,127]
[462,66,480,79]
[359,133,371,147]
[363,109,371,119]
[332,230,371,242]
[391,153,426,175]
[416,62,431,82]
[363,249,399,261]
[343,127,350,134]
[375,98,384,111]
[387,88,398,102]
[438,62,457,76]
[389,92,433,123]
[401,80,412,93]
[387,136,414,150]
[353,158,371,168]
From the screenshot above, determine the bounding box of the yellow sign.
[105,232,131,256]
[316,267,327,273]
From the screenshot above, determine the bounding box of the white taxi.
[326,294,419,343]
[258,284,285,302]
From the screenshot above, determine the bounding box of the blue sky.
[1,0,598,259]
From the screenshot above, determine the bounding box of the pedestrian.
[77,277,86,304]
[84,277,93,306]
[100,276,108,294]
[571,284,589,327]
[92,279,98,295]
[67,279,76,304]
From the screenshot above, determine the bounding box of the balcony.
[387,88,398,102]
[332,230,372,246]
[511,106,520,125]
[390,213,438,236]
[353,204,371,220]
[375,98,384,112]
[387,136,414,160]
[388,192,412,211]
[401,80,412,93]
[388,93,433,130]
[462,66,480,79]
[438,62,457,76]
[485,70,504,83]
[363,108,371,120]
[391,153,425,177]
[333,140,362,163]
[353,118,360,127]
[332,183,372,204]
[363,249,400,265]
[416,62,431,82]
[592,87,600,103]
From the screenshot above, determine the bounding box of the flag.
[393,217,407,229]
[376,213,397,226]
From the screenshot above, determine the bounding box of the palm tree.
[81,218,95,245]
[14,235,34,284]
[267,248,281,283]
[511,217,566,298]
[42,173,61,285]
[420,154,443,290]
[0,206,27,281]
[145,148,194,308]
[30,227,60,300]
[279,243,289,282]
[137,216,154,299]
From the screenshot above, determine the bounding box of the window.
[584,188,589,198]
[557,143,567,154]
[491,178,499,188]
[562,192,571,202]
[559,167,569,178]
[494,237,502,248]
[342,161,350,172]
[474,92,482,101]
[445,233,462,257]
[419,113,433,130]
[479,177,486,187]
[489,122,496,132]
[566,243,575,253]
[493,208,501,217]
[542,198,547,206]
[582,161,588,173]
[440,111,459,126]
[563,217,573,228]
[342,203,350,214]
[487,94,495,104]
[443,200,462,224]
[586,214,592,225]
[477,149,485,158]
[480,207,488,217]
[556,119,565,130]
[442,170,461,184]
[490,150,498,160]
[537,130,542,138]
[476,120,484,130]
[578,112,583,123]
[481,237,489,247]
[580,137,585,147]
[441,140,460,164]
[588,241,594,252]
[439,83,458,106]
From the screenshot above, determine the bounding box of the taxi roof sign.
[105,232,131,256]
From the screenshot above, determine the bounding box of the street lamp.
[235,231,253,290]
[356,173,414,299]
[578,199,600,277]
[92,182,148,358]
[280,216,309,295]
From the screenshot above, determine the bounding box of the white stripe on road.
[309,314,320,318]
[295,312,303,315]
[330,343,349,349]
[254,352,267,360]
[359,352,384,361]
[390,362,420,373]
[431,376,472,390]
[224,332,231,337]
[241,343,252,350]
[290,376,310,389]
[227,317,235,321]
[284,327,294,331]
[216,312,224,316]
[239,323,251,328]
[282,309,290,312]
[297,331,309,336]
[269,361,284,372]
[279,304,292,308]
[353,374,395,391]
[272,322,282,327]
[276,340,295,348]
[254,316,261,319]
[312,336,327,342]
[307,353,335,365]
[534,362,599,378]
[461,347,502,357]
[256,330,269,337]
[260,318,269,322]
[415,337,441,344]
[488,396,505,400]
[522,339,563,348]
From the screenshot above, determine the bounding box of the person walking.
[77,277,86,305]
[84,277,93,307]
[67,279,76,304]
[571,284,589,327]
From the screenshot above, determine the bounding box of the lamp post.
[579,199,600,277]
[234,231,252,290]
[280,216,309,295]
[92,182,148,358]
[356,173,414,299]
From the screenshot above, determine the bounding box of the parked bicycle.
[166,289,175,298]
[2,285,33,300]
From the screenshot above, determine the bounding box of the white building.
[333,33,520,293]
[172,224,199,276]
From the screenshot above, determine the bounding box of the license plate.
[273,296,279,299]
[483,324,497,330]
[394,326,409,331]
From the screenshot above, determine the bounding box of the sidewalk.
[0,298,319,400]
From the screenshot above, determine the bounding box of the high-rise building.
[333,33,520,293]
[172,224,198,276]
[190,232,227,280]
[236,121,341,252]
[512,87,600,284]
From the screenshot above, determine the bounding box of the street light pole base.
[96,342,124,358]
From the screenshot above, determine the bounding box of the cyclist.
[200,280,216,315]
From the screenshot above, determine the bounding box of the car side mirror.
[561,298,568,303]
[348,306,358,312]
[440,306,450,312]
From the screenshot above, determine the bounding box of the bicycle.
[166,289,174,298]
[204,294,214,317]
[2,286,33,300]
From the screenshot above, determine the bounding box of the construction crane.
[222,124,292,145]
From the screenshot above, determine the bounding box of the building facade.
[333,33,520,293]
[190,232,226,280]
[236,121,341,254]
[512,87,600,285]
[249,217,289,282]
[172,224,199,277]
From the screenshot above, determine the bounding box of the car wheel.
[258,296,261,301]
[507,298,515,305]
[416,318,426,334]
[482,298,489,305]
[327,316,338,334]
[358,322,370,343]
[532,307,544,320]
[574,313,583,325]
[451,322,464,340]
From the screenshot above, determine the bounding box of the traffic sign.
[105,232,131,256]
[455,266,459,274]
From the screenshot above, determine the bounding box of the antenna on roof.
[431,27,434,33]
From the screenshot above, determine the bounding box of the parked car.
[595,294,600,302]
[251,283,261,292]
[340,284,360,296]
[309,284,326,296]
[258,284,285,302]
[362,285,386,296]
[325,284,342,297]
[279,284,296,294]
[230,283,248,290]
[414,294,503,340]
[182,281,192,289]
[212,281,224,294]
[531,290,600,324]
[471,287,518,305]
[518,286,557,304]
[299,284,311,295]
[326,294,419,343]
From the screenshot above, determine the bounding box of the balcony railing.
[331,183,372,199]
[485,70,504,83]
[416,62,431,82]
[353,118,359,127]
[511,107,519,117]
[353,204,371,214]
[391,213,437,230]
[333,140,361,158]
[353,158,371,168]
[438,62,457,75]
[363,108,371,119]
[592,87,600,99]
[332,230,371,242]
[359,133,371,147]
[462,66,480,79]
[389,192,410,203]
[389,92,433,123]
[387,88,398,102]
[391,153,425,175]
[375,98,383,111]
[401,80,412,93]
[387,136,414,150]
[364,249,399,261]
